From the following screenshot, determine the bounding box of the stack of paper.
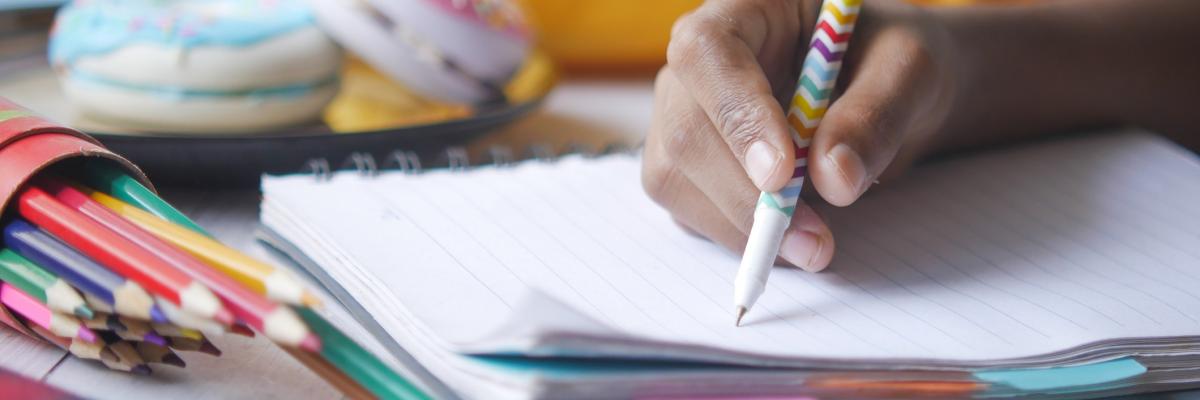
[259,131,1200,399]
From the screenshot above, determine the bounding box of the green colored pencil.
[297,307,429,400]
[81,162,209,236]
[0,249,92,318]
[87,168,429,399]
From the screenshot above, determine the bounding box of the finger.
[654,68,759,233]
[654,68,835,270]
[808,28,937,207]
[666,1,802,192]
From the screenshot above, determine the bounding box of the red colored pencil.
[57,182,319,351]
[17,183,228,325]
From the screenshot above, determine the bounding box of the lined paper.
[261,132,1200,368]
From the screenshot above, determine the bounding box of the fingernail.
[827,143,868,196]
[745,141,782,190]
[780,229,824,272]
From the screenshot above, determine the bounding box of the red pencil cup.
[0,97,154,216]
[0,97,154,341]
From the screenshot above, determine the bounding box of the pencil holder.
[0,97,152,216]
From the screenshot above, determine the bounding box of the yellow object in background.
[517,0,1031,72]
[515,0,701,72]
[323,50,557,133]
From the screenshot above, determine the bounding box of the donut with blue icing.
[309,0,530,104]
[50,0,342,134]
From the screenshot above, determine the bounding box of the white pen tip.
[735,306,747,327]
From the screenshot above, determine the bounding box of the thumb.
[808,30,938,207]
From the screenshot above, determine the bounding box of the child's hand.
[642,0,959,271]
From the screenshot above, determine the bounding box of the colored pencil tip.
[144,332,167,347]
[99,348,119,363]
[161,353,186,368]
[213,308,235,326]
[199,340,222,356]
[300,292,322,308]
[78,327,97,343]
[735,307,747,327]
[149,305,168,323]
[130,364,153,375]
[74,306,94,319]
[229,323,255,337]
[299,333,322,353]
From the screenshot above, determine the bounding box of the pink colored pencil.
[0,283,96,342]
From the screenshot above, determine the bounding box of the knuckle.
[663,123,695,161]
[640,154,684,209]
[666,14,729,69]
[714,98,769,153]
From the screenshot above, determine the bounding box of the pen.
[734,0,861,326]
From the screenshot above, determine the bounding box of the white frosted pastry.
[49,0,341,134]
[309,0,529,104]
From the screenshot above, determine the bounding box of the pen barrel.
[734,203,792,308]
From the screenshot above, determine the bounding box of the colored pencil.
[150,323,204,341]
[28,323,111,363]
[20,183,228,323]
[80,162,209,236]
[113,316,167,346]
[154,296,227,337]
[283,345,378,400]
[166,336,222,356]
[84,169,425,398]
[97,332,152,375]
[0,283,95,342]
[80,312,124,331]
[3,220,162,322]
[229,323,256,337]
[33,325,118,365]
[297,308,430,400]
[90,191,320,307]
[65,184,319,351]
[0,249,91,318]
[135,341,186,367]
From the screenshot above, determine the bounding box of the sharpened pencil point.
[229,323,255,337]
[144,332,167,347]
[131,364,152,375]
[149,305,167,323]
[299,333,322,353]
[735,307,747,327]
[74,306,94,319]
[300,292,322,308]
[213,308,235,326]
[78,327,97,343]
[199,340,222,356]
[162,353,186,368]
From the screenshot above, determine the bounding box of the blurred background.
[0,0,1020,187]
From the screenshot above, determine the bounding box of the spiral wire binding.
[301,142,634,178]
[382,150,422,174]
[340,152,379,177]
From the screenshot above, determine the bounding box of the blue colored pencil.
[3,220,164,322]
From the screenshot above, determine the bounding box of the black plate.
[1,45,546,188]
[90,99,541,188]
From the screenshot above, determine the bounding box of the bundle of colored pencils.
[0,165,426,400]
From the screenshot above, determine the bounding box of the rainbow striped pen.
[734,0,861,326]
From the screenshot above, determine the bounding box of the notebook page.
[260,131,1200,367]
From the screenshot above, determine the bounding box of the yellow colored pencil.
[90,191,320,307]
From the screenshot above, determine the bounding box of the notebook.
[258,130,1200,399]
